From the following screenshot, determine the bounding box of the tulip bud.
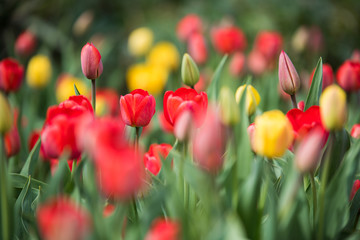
[278,51,300,95]
[253,110,293,158]
[295,128,324,173]
[350,180,360,201]
[181,53,200,87]
[235,84,261,116]
[188,32,207,64]
[350,124,360,138]
[247,50,267,76]
[0,93,12,134]
[319,85,347,131]
[335,60,360,92]
[297,100,305,111]
[219,87,239,125]
[26,55,52,88]
[174,110,195,141]
[145,218,181,240]
[0,58,24,93]
[15,31,37,57]
[128,27,154,57]
[81,43,103,80]
[229,52,245,77]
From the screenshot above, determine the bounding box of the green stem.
[310,172,317,228]
[135,127,140,151]
[290,94,297,109]
[91,79,96,113]
[0,135,9,240]
[182,142,189,209]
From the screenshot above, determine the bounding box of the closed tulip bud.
[253,110,293,158]
[0,93,12,134]
[235,84,261,116]
[81,43,103,80]
[181,53,200,87]
[26,55,52,88]
[319,85,347,131]
[0,58,24,93]
[15,31,37,57]
[278,51,300,95]
[336,61,360,92]
[351,124,360,138]
[350,180,360,201]
[219,87,239,125]
[188,32,207,65]
[128,27,154,57]
[119,89,156,127]
[295,128,324,173]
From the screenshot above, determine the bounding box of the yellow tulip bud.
[128,27,154,57]
[147,42,180,71]
[26,55,52,88]
[235,84,261,116]
[0,93,12,134]
[126,63,169,95]
[56,74,90,103]
[254,110,293,158]
[319,84,347,131]
[219,87,239,125]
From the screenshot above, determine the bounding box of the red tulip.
[350,180,360,201]
[145,218,181,240]
[229,52,245,77]
[336,60,360,92]
[297,100,305,111]
[211,26,247,55]
[188,32,207,64]
[119,89,156,127]
[15,31,37,57]
[176,14,203,42]
[247,50,267,76]
[4,110,20,158]
[0,58,24,93]
[37,197,91,240]
[255,31,283,62]
[193,108,227,173]
[144,143,172,175]
[351,124,360,138]
[41,95,93,159]
[49,159,77,175]
[81,43,103,80]
[163,87,208,128]
[309,63,334,90]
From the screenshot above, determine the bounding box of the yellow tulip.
[235,84,261,116]
[26,55,52,88]
[126,63,168,95]
[56,74,90,103]
[128,27,154,57]
[147,42,180,71]
[319,84,347,131]
[254,110,293,158]
[0,93,12,134]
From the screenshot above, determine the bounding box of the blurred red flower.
[336,60,360,92]
[81,43,103,80]
[188,32,208,64]
[211,26,247,55]
[15,31,37,57]
[96,88,119,116]
[145,218,181,240]
[176,14,203,42]
[4,110,20,158]
[351,124,360,138]
[0,58,24,93]
[144,143,172,175]
[350,180,360,201]
[255,31,283,62]
[309,63,334,90]
[229,52,246,77]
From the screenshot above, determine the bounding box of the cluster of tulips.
[1,13,360,240]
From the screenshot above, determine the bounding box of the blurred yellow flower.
[320,84,347,131]
[235,84,261,116]
[147,42,180,71]
[127,63,168,95]
[128,27,154,57]
[254,110,293,158]
[56,74,89,103]
[95,97,107,117]
[26,55,52,88]
[0,93,12,134]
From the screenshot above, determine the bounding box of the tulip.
[351,49,360,63]
[174,110,196,141]
[247,49,268,75]
[145,218,181,240]
[56,73,89,103]
[37,197,91,240]
[0,58,24,93]
[176,14,203,42]
[253,110,294,158]
[144,143,172,175]
[188,32,207,64]
[41,95,93,159]
[26,55,52,88]
[163,87,208,128]
[119,89,156,127]
[147,42,180,71]
[0,93,12,134]
[255,31,283,62]
[309,63,334,90]
[350,124,360,138]
[229,52,245,77]
[278,51,300,95]
[336,60,360,92]
[319,85,347,131]
[80,43,103,80]
[128,27,154,57]
[219,87,239,125]
[181,53,200,87]
[235,84,261,116]
[4,111,20,158]
[95,89,119,116]
[14,31,37,57]
[295,128,324,173]
[211,26,247,55]
[350,180,360,201]
[297,100,305,111]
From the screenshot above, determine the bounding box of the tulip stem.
[91,79,96,113]
[135,127,141,151]
[290,94,297,109]
[0,135,9,240]
[309,172,317,228]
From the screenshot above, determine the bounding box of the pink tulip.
[229,52,245,77]
[188,32,207,64]
[176,14,203,42]
[278,51,300,95]
[80,43,103,80]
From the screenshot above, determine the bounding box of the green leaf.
[207,55,228,101]
[304,58,323,110]
[20,138,41,176]
[340,190,360,237]
[10,173,47,190]
[43,157,71,199]
[74,84,81,96]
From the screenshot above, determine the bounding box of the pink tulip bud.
[15,31,37,57]
[247,50,267,76]
[188,32,207,64]
[176,14,203,42]
[297,100,305,111]
[229,52,245,77]
[278,51,300,95]
[351,124,360,138]
[174,110,195,141]
[350,180,360,201]
[80,43,103,80]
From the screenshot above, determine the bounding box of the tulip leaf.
[74,84,81,96]
[207,55,228,101]
[304,58,323,111]
[339,190,360,238]
[10,173,47,190]
[44,157,71,199]
[20,138,41,176]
